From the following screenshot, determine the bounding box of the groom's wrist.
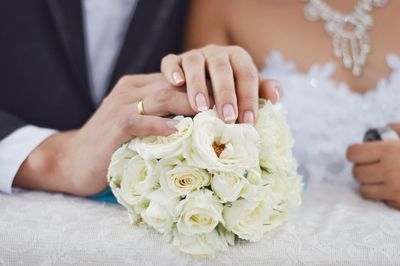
[14,133,58,190]
[0,125,56,193]
[13,131,74,193]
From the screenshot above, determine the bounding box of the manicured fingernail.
[172,72,184,84]
[223,104,236,122]
[274,87,280,102]
[195,93,208,112]
[243,110,254,125]
[166,120,179,130]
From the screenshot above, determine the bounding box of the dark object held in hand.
[364,127,399,142]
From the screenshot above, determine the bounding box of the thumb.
[259,75,282,104]
[388,123,400,134]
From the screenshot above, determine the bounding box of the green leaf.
[260,166,272,174]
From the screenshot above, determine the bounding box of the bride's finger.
[161,54,185,86]
[228,48,259,125]
[360,184,389,201]
[388,123,400,134]
[259,78,282,104]
[386,200,400,209]
[181,50,210,112]
[347,142,385,163]
[205,53,237,123]
[352,163,384,184]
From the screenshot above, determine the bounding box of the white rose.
[256,170,303,232]
[158,159,211,197]
[261,170,303,207]
[287,173,304,207]
[211,172,248,203]
[107,144,139,209]
[107,144,136,184]
[255,100,296,175]
[217,224,235,246]
[184,109,259,174]
[223,198,273,242]
[246,167,263,185]
[172,229,228,257]
[128,117,192,160]
[262,203,288,232]
[263,177,302,233]
[176,189,223,235]
[261,153,299,180]
[118,155,157,207]
[126,196,150,224]
[261,195,291,233]
[141,189,179,234]
[239,183,260,201]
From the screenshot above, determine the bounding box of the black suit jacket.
[0,0,189,139]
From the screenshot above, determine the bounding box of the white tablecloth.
[1,182,400,265]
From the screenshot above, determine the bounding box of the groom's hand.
[347,124,400,209]
[161,45,282,125]
[13,74,196,196]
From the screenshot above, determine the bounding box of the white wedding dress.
[1,52,400,265]
[263,51,400,185]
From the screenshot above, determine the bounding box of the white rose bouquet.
[107,100,303,257]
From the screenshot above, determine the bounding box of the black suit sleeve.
[0,110,26,140]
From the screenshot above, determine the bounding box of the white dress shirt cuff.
[0,125,57,193]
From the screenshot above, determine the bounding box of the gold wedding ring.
[137,99,145,115]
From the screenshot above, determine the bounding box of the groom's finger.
[116,115,178,138]
[145,90,197,116]
[123,91,197,117]
[114,73,164,90]
[346,142,385,163]
[112,79,176,105]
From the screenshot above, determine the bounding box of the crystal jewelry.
[137,99,145,115]
[304,0,388,76]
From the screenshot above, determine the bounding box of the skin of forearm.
[13,130,82,195]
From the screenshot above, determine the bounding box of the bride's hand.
[347,125,400,209]
[161,45,281,125]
